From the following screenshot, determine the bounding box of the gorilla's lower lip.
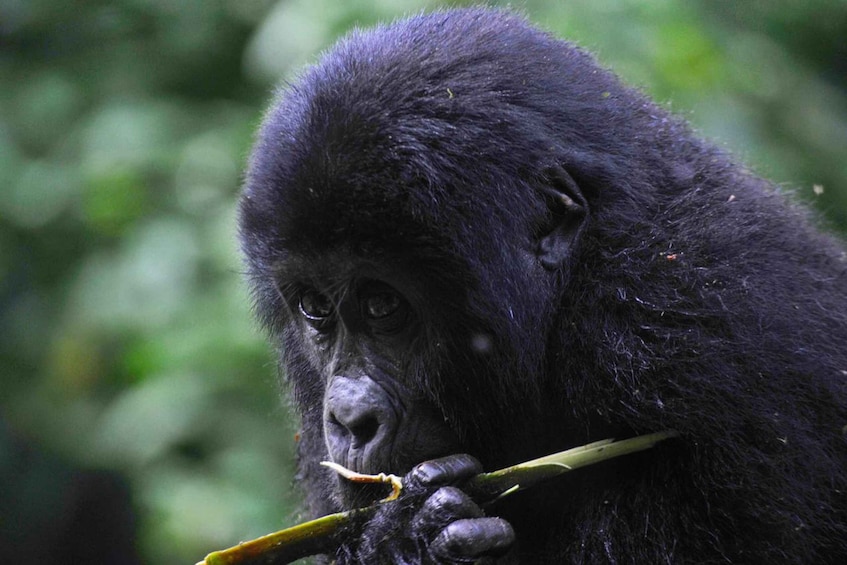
[336,475,394,508]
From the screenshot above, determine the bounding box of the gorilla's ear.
[537,165,588,270]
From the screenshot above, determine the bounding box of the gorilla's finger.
[430,517,516,561]
[407,454,483,488]
[410,486,483,538]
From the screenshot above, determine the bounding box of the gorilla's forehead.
[248,108,523,269]
[274,211,468,287]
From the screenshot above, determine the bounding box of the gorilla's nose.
[330,403,380,447]
[324,375,393,458]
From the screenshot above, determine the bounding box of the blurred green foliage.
[1,0,844,563]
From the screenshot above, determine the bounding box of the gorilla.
[239,8,847,564]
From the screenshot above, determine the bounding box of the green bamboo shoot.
[198,430,678,565]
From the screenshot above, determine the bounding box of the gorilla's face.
[253,163,585,504]
[241,153,588,503]
[273,260,460,479]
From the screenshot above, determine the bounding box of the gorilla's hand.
[336,454,515,564]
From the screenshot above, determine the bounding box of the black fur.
[240,8,847,564]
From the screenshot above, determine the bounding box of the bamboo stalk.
[197,430,678,565]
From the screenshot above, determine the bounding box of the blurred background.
[1,0,845,563]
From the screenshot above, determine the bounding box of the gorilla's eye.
[365,292,401,320]
[364,292,402,320]
[299,290,334,321]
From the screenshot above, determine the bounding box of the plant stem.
[197,430,678,565]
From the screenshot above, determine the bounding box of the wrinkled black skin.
[239,8,847,564]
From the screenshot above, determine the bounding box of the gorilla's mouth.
[331,443,461,508]
[335,473,396,508]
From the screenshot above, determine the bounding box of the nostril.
[328,409,381,448]
[349,416,380,447]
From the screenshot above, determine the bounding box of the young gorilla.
[240,8,847,564]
